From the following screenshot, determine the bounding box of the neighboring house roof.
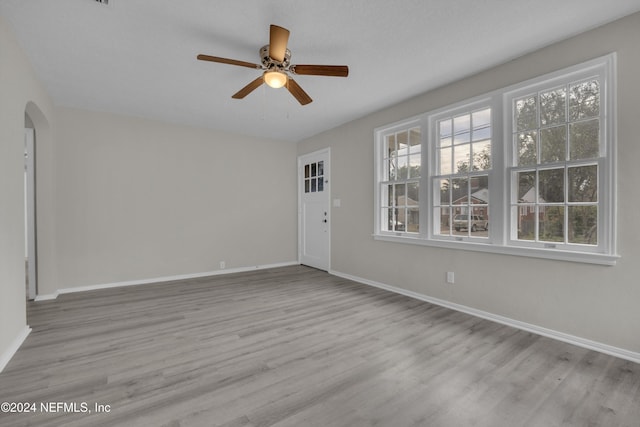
[519,187,545,203]
[452,187,489,205]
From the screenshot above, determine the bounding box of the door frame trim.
[297,148,331,271]
[25,128,37,300]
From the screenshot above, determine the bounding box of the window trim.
[373,53,618,266]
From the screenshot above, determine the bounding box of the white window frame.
[373,53,618,265]
[428,99,496,244]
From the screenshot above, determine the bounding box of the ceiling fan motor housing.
[260,45,291,69]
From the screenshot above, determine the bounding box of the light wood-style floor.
[1,265,639,427]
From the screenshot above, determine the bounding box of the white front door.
[298,149,330,271]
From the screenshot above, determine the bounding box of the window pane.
[386,134,396,157]
[311,178,316,192]
[385,208,394,231]
[304,164,310,178]
[515,96,537,131]
[472,108,491,141]
[394,183,405,206]
[517,171,536,203]
[394,208,406,231]
[409,128,421,153]
[517,131,537,166]
[317,178,324,192]
[397,131,409,153]
[453,212,468,233]
[568,165,597,202]
[538,168,564,203]
[568,206,597,245]
[516,205,535,241]
[540,88,566,126]
[305,179,310,193]
[570,80,599,120]
[471,176,489,200]
[388,158,397,181]
[439,147,452,175]
[407,182,419,205]
[438,179,451,204]
[539,206,564,242]
[311,163,317,177]
[454,144,471,173]
[409,154,421,178]
[407,208,419,233]
[318,161,324,176]
[439,119,452,147]
[472,108,491,127]
[439,207,451,235]
[439,119,452,137]
[453,115,471,144]
[570,119,599,160]
[452,178,469,204]
[540,125,566,163]
[397,156,408,179]
[472,140,491,171]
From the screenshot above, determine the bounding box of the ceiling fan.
[197,25,349,105]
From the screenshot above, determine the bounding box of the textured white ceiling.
[2,0,640,142]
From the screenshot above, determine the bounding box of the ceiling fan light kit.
[264,70,288,89]
[197,24,349,105]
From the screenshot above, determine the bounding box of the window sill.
[372,233,619,266]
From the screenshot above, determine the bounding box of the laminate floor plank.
[1,265,638,427]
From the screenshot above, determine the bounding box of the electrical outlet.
[220,261,226,269]
[446,272,455,284]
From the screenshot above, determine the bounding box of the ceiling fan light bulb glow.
[264,71,288,88]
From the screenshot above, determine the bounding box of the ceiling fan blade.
[291,65,349,77]
[269,25,290,62]
[197,54,261,70]
[232,76,265,99]
[286,78,312,105]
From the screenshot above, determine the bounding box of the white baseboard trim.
[330,269,640,365]
[0,326,32,373]
[36,261,299,301]
[35,293,58,301]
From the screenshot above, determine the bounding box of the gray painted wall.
[298,12,640,354]
[50,107,298,292]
